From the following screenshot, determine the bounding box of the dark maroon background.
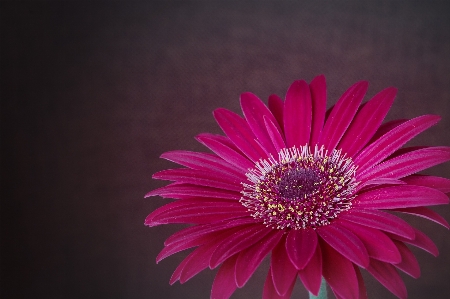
[1,1,449,298]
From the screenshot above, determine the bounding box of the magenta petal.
[241,92,280,156]
[235,231,283,287]
[210,254,238,299]
[309,74,327,146]
[392,206,449,229]
[321,240,359,299]
[339,209,415,240]
[298,243,322,295]
[145,183,241,200]
[285,228,318,270]
[172,237,223,284]
[145,199,247,226]
[170,227,239,284]
[263,269,295,299]
[356,185,449,209]
[283,80,312,147]
[178,246,215,284]
[392,240,420,278]
[355,265,368,299]
[366,259,407,299]
[358,146,450,182]
[319,81,368,151]
[337,220,401,263]
[161,150,246,178]
[158,236,206,264]
[354,115,441,172]
[199,133,242,151]
[401,174,450,193]
[264,116,286,153]
[368,119,407,144]
[268,94,284,132]
[338,87,396,157]
[357,178,405,191]
[153,167,239,185]
[270,236,298,296]
[388,228,439,257]
[214,108,268,161]
[159,224,244,263]
[317,224,369,268]
[164,218,256,246]
[210,225,272,269]
[196,133,254,172]
[153,168,242,191]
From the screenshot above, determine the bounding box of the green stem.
[309,277,327,299]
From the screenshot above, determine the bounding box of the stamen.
[240,145,358,230]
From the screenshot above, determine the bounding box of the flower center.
[278,168,321,200]
[240,145,358,230]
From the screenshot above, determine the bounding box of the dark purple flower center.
[278,168,321,200]
[240,146,358,230]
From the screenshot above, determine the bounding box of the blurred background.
[1,1,449,298]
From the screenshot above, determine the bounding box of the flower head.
[145,75,450,299]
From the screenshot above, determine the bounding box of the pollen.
[240,145,358,230]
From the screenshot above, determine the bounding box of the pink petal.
[339,209,415,240]
[235,230,283,287]
[368,119,407,144]
[283,80,312,147]
[156,227,241,267]
[270,236,298,296]
[392,206,449,229]
[263,269,295,299]
[355,185,449,209]
[392,240,420,278]
[210,225,272,269]
[161,150,246,178]
[354,115,441,172]
[170,233,225,284]
[170,253,192,284]
[164,218,256,246]
[159,235,207,264]
[401,174,450,193]
[214,108,268,161]
[318,81,368,151]
[321,240,359,299]
[309,74,327,146]
[241,92,280,156]
[264,116,286,153]
[210,254,238,299]
[152,168,242,191]
[338,87,396,157]
[358,147,450,182]
[366,259,407,299]
[268,94,284,132]
[201,133,242,152]
[387,228,439,257]
[337,220,401,263]
[285,228,318,270]
[298,243,323,295]
[196,133,254,172]
[145,183,241,200]
[355,265,368,299]
[334,292,343,299]
[145,198,247,226]
[154,167,239,185]
[317,224,370,268]
[357,178,405,191]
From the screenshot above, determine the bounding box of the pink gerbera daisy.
[145,75,450,299]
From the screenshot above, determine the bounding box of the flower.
[145,75,450,299]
